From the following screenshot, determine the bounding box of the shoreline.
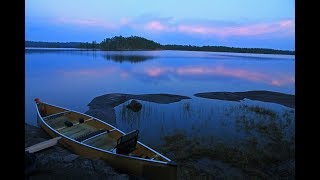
[25,124,131,179]
[25,47,295,56]
[25,90,295,179]
[85,91,294,126]
[85,93,191,125]
[194,90,295,108]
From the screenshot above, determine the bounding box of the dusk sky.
[26,0,295,50]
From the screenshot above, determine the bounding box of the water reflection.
[26,50,294,127]
[114,98,294,147]
[114,98,294,178]
[102,54,154,63]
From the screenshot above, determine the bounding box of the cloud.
[146,19,295,38]
[53,16,294,38]
[56,18,117,29]
[145,21,173,32]
[28,16,293,48]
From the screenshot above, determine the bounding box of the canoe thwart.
[56,118,94,131]
[43,111,70,120]
[25,137,62,153]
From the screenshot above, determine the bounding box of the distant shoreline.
[25,47,295,56]
[25,36,295,55]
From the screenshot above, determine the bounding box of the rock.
[194,158,248,179]
[63,154,79,163]
[25,123,130,179]
[25,151,37,176]
[266,159,295,179]
[86,93,190,124]
[194,91,295,108]
[85,108,117,126]
[126,100,142,112]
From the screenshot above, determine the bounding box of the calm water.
[25,49,294,147]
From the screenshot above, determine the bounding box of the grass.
[159,131,294,179]
[157,104,295,179]
[240,105,278,119]
[182,102,191,112]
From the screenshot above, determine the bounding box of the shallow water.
[114,97,294,147]
[26,49,295,178]
[25,49,294,127]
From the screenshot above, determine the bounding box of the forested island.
[26,36,294,55]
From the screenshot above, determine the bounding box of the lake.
[25,49,295,178]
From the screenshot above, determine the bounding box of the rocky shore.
[25,90,295,179]
[25,123,133,179]
[85,93,190,125]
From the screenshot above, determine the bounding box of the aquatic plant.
[240,104,278,119]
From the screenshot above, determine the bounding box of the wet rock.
[86,93,190,124]
[126,100,142,112]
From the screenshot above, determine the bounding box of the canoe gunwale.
[35,101,174,165]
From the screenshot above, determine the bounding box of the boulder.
[126,100,142,112]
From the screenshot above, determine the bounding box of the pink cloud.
[140,19,294,38]
[56,18,117,29]
[176,20,294,37]
[54,17,294,38]
[145,21,173,32]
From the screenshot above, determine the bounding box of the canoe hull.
[37,107,177,180]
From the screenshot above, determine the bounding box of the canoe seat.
[75,129,107,142]
[114,130,139,155]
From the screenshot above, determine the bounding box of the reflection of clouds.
[120,72,129,79]
[61,67,117,77]
[145,67,173,77]
[58,64,294,87]
[143,65,294,87]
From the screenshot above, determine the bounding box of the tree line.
[25,36,294,55]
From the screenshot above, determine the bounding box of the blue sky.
[26,0,295,50]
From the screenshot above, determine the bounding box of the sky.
[25,0,295,50]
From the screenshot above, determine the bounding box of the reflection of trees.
[102,54,154,63]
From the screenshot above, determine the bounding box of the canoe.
[34,98,177,179]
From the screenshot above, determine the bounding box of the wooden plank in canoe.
[59,124,97,139]
[84,134,117,150]
[25,137,62,153]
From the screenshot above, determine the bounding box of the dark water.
[25,49,294,142]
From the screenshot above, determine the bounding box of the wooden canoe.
[34,98,177,179]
